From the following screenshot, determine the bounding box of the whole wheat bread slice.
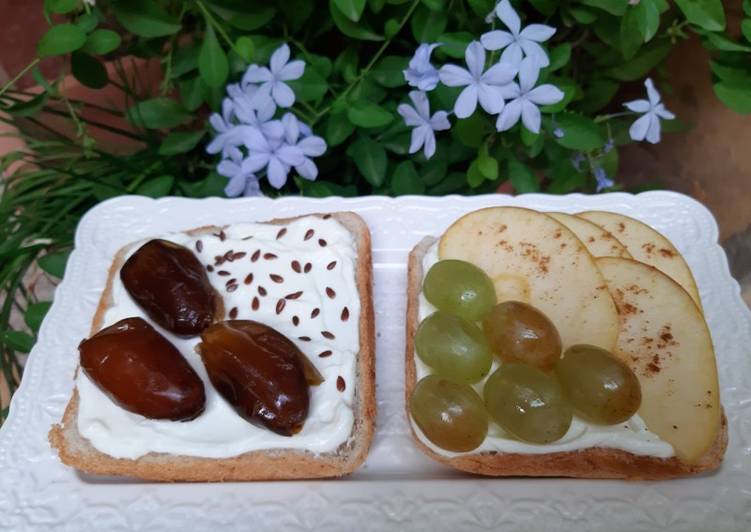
[405,236,727,480]
[49,212,375,481]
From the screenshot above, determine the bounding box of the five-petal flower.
[481,0,556,67]
[207,99,242,156]
[397,90,451,159]
[218,147,261,197]
[233,95,283,140]
[242,44,305,108]
[439,41,517,118]
[404,43,441,91]
[623,78,675,144]
[495,57,563,133]
[281,113,327,180]
[241,129,305,189]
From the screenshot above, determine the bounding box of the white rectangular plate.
[2,192,750,531]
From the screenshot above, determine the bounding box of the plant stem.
[310,0,421,126]
[0,59,40,100]
[196,0,235,51]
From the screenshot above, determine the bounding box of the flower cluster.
[398,0,563,159]
[207,44,326,196]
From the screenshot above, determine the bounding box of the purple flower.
[242,44,305,108]
[218,147,262,197]
[241,129,305,189]
[281,113,327,180]
[404,43,441,91]
[594,167,614,192]
[623,78,675,144]
[481,0,556,67]
[397,91,451,159]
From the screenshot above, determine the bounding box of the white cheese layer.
[413,242,675,458]
[77,216,360,459]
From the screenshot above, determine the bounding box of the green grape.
[484,363,572,444]
[482,301,562,371]
[409,375,488,452]
[555,344,642,425]
[423,260,496,321]
[415,312,492,384]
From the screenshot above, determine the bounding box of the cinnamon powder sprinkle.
[304,262,312,273]
[319,350,332,358]
[327,261,337,270]
[252,297,260,310]
[228,307,238,319]
[322,331,335,340]
[244,273,253,285]
[311,308,320,319]
[304,229,315,240]
[337,376,346,392]
[275,299,286,314]
[251,249,261,262]
[263,253,278,260]
[195,240,203,253]
[318,239,327,247]
[326,287,336,299]
[291,260,302,273]
[285,291,303,300]
[270,274,284,283]
[276,228,287,240]
[258,286,267,296]
[341,307,350,321]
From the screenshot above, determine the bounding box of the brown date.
[198,320,322,436]
[120,239,222,336]
[79,317,205,421]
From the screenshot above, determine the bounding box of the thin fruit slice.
[578,211,701,309]
[597,257,720,464]
[547,212,631,259]
[439,206,619,350]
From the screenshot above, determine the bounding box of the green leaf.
[600,146,619,177]
[347,101,393,128]
[71,52,108,89]
[606,42,671,81]
[180,171,227,197]
[234,36,255,62]
[508,159,539,193]
[334,0,366,21]
[467,0,494,17]
[620,6,644,60]
[369,0,387,13]
[347,137,387,186]
[421,155,448,185]
[704,32,751,52]
[466,161,485,188]
[127,98,191,129]
[371,56,408,87]
[555,112,605,150]
[199,25,229,88]
[37,24,87,57]
[288,69,328,102]
[569,6,598,24]
[82,29,121,55]
[4,92,48,118]
[38,250,70,278]
[3,331,35,353]
[745,0,751,16]
[24,302,52,333]
[578,0,627,16]
[45,0,78,14]
[112,0,182,38]
[159,131,205,155]
[325,113,356,146]
[391,161,425,194]
[436,32,474,59]
[411,5,447,42]
[384,18,400,39]
[453,113,486,148]
[477,145,498,180]
[529,0,557,16]
[710,61,751,85]
[577,78,619,113]
[213,5,276,31]
[421,0,446,10]
[429,172,468,194]
[137,175,175,197]
[742,20,751,44]
[179,76,206,111]
[674,0,725,31]
[330,0,383,40]
[714,83,751,113]
[279,0,314,32]
[76,13,99,33]
[548,44,571,72]
[638,0,660,42]
[171,44,199,78]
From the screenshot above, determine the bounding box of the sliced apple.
[547,212,631,259]
[578,210,702,309]
[439,207,618,350]
[597,257,720,464]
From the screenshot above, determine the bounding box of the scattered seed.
[264,252,278,260]
[291,260,302,273]
[298,336,311,342]
[276,228,287,240]
[341,307,350,321]
[241,235,253,241]
[304,229,315,241]
[226,278,237,288]
[323,214,332,220]
[224,250,234,261]
[292,315,300,326]
[258,286,267,296]
[311,308,320,319]
[195,240,203,253]
[227,284,238,293]
[232,252,246,260]
[326,287,336,299]
[318,239,327,247]
[285,291,303,300]
[319,350,332,358]
[214,255,225,266]
[244,273,254,285]
[276,299,286,314]
[214,230,226,241]
[322,330,335,340]
[206,265,214,272]
[304,262,312,273]
[218,270,230,276]
[252,297,260,310]
[228,307,238,319]
[327,261,337,270]
[251,249,261,262]
[337,376,346,392]
[270,274,284,283]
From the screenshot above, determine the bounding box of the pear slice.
[578,211,702,309]
[439,207,618,350]
[547,212,631,259]
[597,257,720,464]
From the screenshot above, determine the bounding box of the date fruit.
[79,317,205,421]
[120,239,221,336]
[199,320,321,436]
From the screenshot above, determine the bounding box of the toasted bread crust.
[405,236,728,479]
[49,212,375,481]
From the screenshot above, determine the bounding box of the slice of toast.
[405,236,727,479]
[49,212,375,481]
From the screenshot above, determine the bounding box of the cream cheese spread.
[413,242,674,458]
[77,216,360,459]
